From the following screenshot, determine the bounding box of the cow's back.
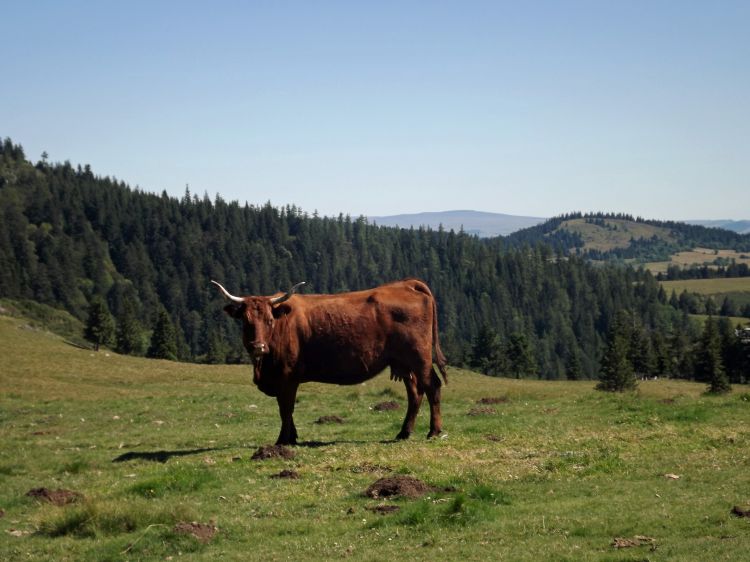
[282,279,436,384]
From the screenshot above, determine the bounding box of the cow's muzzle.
[251,342,268,356]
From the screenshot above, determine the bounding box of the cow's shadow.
[112,447,223,464]
[112,439,378,462]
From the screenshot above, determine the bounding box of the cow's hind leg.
[395,368,423,440]
[424,366,443,438]
[275,384,299,445]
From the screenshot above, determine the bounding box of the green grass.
[2,313,750,560]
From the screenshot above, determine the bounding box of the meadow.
[646,248,750,275]
[2,313,750,561]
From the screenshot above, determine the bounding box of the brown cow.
[212,278,448,445]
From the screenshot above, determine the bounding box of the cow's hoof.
[426,430,442,439]
[395,431,411,440]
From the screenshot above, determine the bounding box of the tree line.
[1,138,748,383]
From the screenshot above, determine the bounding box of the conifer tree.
[115,304,146,355]
[695,317,730,394]
[148,307,178,360]
[505,332,538,378]
[470,324,504,376]
[84,296,115,351]
[597,311,637,392]
[565,349,582,380]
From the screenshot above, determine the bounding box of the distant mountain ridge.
[367,210,750,238]
[368,210,546,237]
[687,220,750,235]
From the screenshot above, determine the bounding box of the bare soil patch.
[26,487,82,506]
[485,434,504,442]
[611,535,656,549]
[468,407,497,416]
[477,396,508,404]
[270,469,300,479]
[315,415,344,424]
[731,505,750,518]
[365,476,434,499]
[251,445,295,461]
[173,521,218,543]
[373,401,400,411]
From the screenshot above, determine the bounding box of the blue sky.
[2,1,748,219]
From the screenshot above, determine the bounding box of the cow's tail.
[432,296,448,385]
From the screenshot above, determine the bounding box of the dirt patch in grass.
[173,521,218,543]
[366,504,400,514]
[611,535,656,549]
[485,434,504,442]
[468,407,497,416]
[270,469,300,479]
[26,487,82,506]
[373,401,400,411]
[365,476,434,499]
[315,415,344,424]
[731,506,750,518]
[477,397,508,404]
[251,445,295,461]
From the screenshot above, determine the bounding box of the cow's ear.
[223,303,245,319]
[272,303,292,319]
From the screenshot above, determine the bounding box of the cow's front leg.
[275,384,299,445]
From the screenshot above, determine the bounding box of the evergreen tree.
[504,332,538,378]
[84,296,115,351]
[695,317,730,394]
[597,311,637,392]
[470,324,504,376]
[206,332,228,364]
[148,307,178,360]
[628,320,655,378]
[115,304,146,355]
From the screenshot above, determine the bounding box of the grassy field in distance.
[2,313,750,561]
[659,278,750,313]
[646,248,750,275]
[659,278,750,295]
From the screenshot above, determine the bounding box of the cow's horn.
[269,281,306,305]
[211,280,244,303]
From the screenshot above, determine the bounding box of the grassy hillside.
[554,218,676,253]
[2,314,750,561]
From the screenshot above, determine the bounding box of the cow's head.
[211,280,305,369]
